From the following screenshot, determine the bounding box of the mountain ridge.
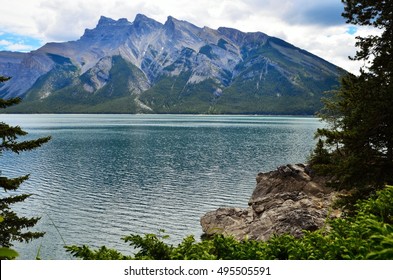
[0,14,345,114]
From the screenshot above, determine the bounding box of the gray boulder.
[200,164,340,241]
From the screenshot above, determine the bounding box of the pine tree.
[310,0,393,201]
[0,76,51,251]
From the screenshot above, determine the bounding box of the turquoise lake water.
[0,114,323,259]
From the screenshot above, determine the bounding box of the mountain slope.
[0,14,345,114]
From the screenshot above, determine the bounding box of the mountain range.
[0,14,345,114]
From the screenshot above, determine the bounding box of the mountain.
[0,14,345,114]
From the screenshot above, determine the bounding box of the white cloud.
[278,25,359,74]
[0,0,43,38]
[0,39,37,52]
[0,0,376,74]
[6,43,37,52]
[34,0,101,41]
[0,39,11,45]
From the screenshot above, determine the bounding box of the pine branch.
[0,175,30,192]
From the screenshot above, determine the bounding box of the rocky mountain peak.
[133,13,162,28]
[0,14,345,114]
[83,16,132,39]
[134,13,149,22]
[162,15,206,51]
[218,27,268,46]
[97,16,130,27]
[164,15,177,24]
[80,16,132,45]
[164,15,201,33]
[163,15,176,33]
[97,16,114,25]
[131,13,162,36]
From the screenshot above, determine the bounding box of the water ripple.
[0,114,323,259]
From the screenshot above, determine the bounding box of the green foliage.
[0,94,21,109]
[122,230,173,260]
[139,73,225,114]
[66,186,393,260]
[1,76,51,255]
[310,0,393,202]
[0,215,19,259]
[0,247,19,259]
[65,245,132,260]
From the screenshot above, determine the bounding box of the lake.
[0,114,322,259]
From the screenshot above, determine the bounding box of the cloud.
[0,39,11,46]
[244,0,346,26]
[34,0,101,42]
[0,0,370,74]
[284,2,346,26]
[3,43,38,52]
[0,0,349,41]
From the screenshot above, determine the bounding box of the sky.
[0,0,380,74]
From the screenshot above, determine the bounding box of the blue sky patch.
[0,32,42,52]
[346,26,358,35]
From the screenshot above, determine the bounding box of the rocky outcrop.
[200,164,340,241]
